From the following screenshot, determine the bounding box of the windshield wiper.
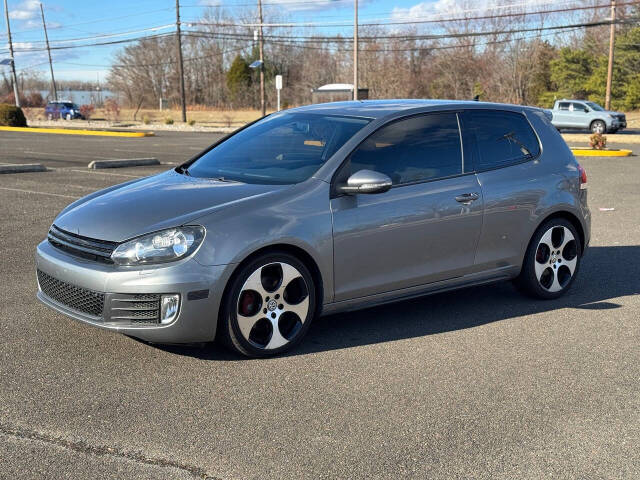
[211,176,240,183]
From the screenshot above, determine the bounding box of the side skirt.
[320,266,518,316]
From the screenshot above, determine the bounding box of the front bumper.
[35,240,229,343]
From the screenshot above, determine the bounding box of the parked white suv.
[550,100,626,134]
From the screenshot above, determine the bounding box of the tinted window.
[348,113,462,185]
[465,110,540,171]
[586,101,604,111]
[558,102,570,111]
[187,113,370,185]
[571,102,587,112]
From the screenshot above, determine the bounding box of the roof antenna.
[473,95,480,102]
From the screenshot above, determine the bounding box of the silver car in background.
[36,100,591,357]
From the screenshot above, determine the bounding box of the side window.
[572,102,587,112]
[558,102,570,111]
[348,113,462,185]
[465,110,540,171]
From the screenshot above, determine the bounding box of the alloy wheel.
[534,226,579,293]
[591,121,605,134]
[236,262,310,350]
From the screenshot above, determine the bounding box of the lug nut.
[271,313,276,319]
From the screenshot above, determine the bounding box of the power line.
[1,8,175,36]
[189,0,640,28]
[181,17,640,44]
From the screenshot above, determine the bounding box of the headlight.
[111,226,205,265]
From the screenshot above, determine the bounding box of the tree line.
[6,2,638,111]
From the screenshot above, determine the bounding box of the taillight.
[577,164,587,189]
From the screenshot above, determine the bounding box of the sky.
[0,0,593,83]
[0,0,445,83]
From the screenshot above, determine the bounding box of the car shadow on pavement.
[157,246,639,360]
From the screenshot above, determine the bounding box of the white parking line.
[0,187,79,199]
[24,150,114,160]
[69,169,141,178]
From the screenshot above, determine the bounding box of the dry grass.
[22,106,269,127]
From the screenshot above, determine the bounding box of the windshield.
[586,101,604,111]
[185,112,371,184]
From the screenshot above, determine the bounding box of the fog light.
[160,294,180,324]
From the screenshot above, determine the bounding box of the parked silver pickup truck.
[551,99,626,134]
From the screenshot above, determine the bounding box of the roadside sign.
[275,75,283,90]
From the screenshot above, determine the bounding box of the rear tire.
[219,252,317,357]
[515,218,582,300]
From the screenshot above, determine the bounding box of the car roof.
[287,99,537,119]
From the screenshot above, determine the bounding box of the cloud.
[262,0,361,12]
[391,0,569,21]
[8,0,41,21]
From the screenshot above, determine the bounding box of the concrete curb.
[571,148,633,157]
[88,158,160,169]
[0,163,47,174]
[0,126,153,137]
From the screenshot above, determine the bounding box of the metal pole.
[277,88,280,111]
[353,0,358,101]
[175,0,187,122]
[258,0,265,116]
[40,3,57,101]
[605,0,616,111]
[3,0,20,107]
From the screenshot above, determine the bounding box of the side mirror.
[338,169,392,195]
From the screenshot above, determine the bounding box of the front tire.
[515,219,582,299]
[590,120,606,134]
[219,252,317,357]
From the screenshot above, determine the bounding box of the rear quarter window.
[464,110,540,171]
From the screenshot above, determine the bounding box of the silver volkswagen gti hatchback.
[36,100,591,357]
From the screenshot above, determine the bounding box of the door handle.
[455,192,480,204]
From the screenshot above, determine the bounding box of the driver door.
[330,112,483,301]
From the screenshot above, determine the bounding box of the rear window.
[465,110,540,171]
[558,102,570,111]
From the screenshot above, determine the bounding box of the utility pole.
[605,0,616,111]
[257,0,265,116]
[3,0,20,107]
[175,0,187,122]
[353,0,358,101]
[40,3,57,101]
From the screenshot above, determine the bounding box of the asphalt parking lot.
[0,130,222,168]
[0,131,639,479]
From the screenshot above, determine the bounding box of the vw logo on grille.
[267,299,278,311]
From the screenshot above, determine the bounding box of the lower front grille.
[37,270,104,317]
[106,293,161,324]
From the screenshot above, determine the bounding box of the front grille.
[37,270,104,317]
[107,293,161,324]
[48,225,117,264]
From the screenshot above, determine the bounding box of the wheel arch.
[219,243,325,323]
[534,210,586,253]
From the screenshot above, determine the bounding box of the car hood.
[54,170,287,242]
